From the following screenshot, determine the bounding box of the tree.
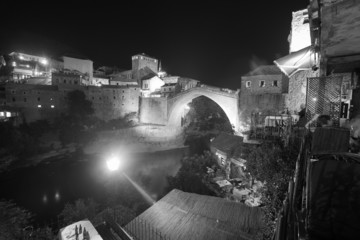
[243,141,299,239]
[66,90,94,120]
[0,200,33,239]
[166,151,217,196]
[55,90,96,146]
[59,198,98,226]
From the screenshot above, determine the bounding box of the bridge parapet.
[169,85,239,101]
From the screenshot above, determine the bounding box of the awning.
[274,46,314,77]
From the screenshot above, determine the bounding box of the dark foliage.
[167,151,217,196]
[242,140,299,239]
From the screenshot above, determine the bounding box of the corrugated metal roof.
[125,189,263,240]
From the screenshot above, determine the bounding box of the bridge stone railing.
[168,85,239,101]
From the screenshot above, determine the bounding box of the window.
[144,83,148,89]
[74,80,78,85]
[273,80,278,87]
[259,81,265,87]
[221,157,226,166]
[23,91,26,95]
[12,97,16,102]
[37,105,42,108]
[246,81,251,88]
[64,80,66,84]
[37,97,40,101]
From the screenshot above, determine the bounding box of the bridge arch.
[167,87,240,133]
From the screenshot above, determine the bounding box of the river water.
[0,147,188,224]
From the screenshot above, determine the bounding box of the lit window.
[51,105,55,108]
[245,81,251,88]
[37,105,42,108]
[0,112,3,117]
[6,112,11,117]
[273,80,278,87]
[12,62,16,67]
[259,81,265,87]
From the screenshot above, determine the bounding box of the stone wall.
[321,0,360,57]
[239,92,286,126]
[241,74,286,95]
[139,97,168,125]
[289,9,311,53]
[285,69,318,114]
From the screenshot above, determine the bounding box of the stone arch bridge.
[139,85,240,134]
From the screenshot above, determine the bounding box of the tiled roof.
[133,53,156,59]
[243,65,282,76]
[125,189,263,240]
[211,133,243,155]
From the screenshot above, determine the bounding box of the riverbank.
[2,126,186,172]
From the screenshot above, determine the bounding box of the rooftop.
[211,133,243,155]
[243,65,282,76]
[125,189,263,240]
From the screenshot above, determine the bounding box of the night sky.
[0,1,309,89]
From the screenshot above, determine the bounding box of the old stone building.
[85,85,140,121]
[239,65,288,127]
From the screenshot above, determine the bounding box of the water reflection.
[0,147,187,224]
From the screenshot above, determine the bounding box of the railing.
[168,85,239,100]
[273,130,311,240]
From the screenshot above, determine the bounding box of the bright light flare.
[106,155,120,171]
[184,104,190,110]
[312,97,317,102]
[40,59,48,65]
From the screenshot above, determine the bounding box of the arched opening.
[183,96,233,133]
[168,94,233,134]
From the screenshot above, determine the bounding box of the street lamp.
[106,155,121,171]
[105,153,155,205]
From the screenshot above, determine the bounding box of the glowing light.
[42,194,48,203]
[19,55,24,60]
[5,112,11,117]
[40,59,48,65]
[106,155,120,171]
[26,64,30,68]
[37,105,42,108]
[184,104,190,110]
[12,62,16,67]
[55,191,60,201]
[312,97,317,102]
[51,105,55,108]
